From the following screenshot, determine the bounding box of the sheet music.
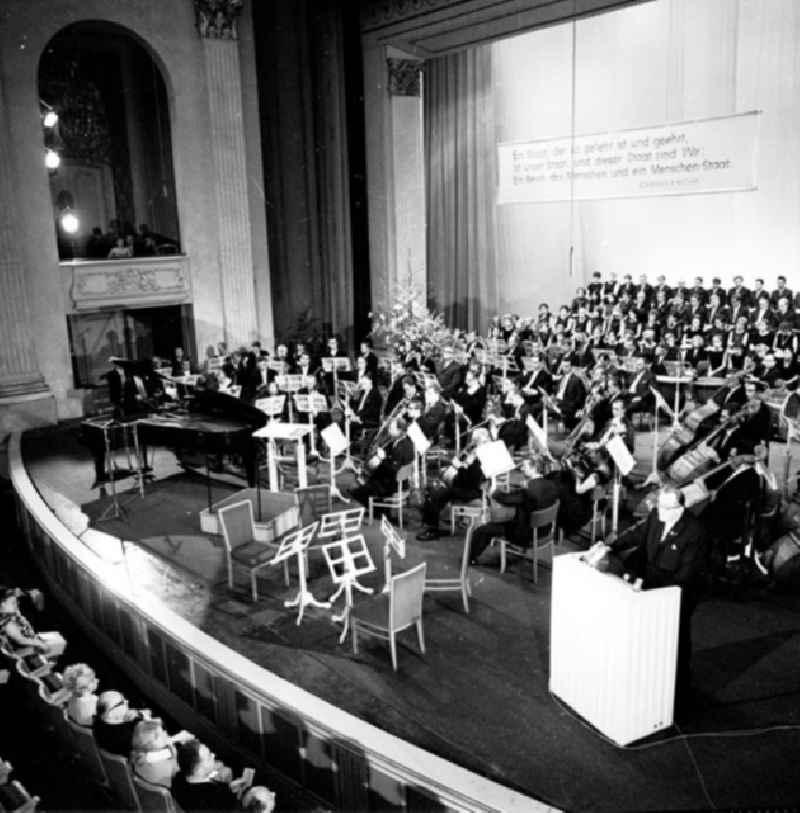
[321,423,348,455]
[606,434,635,476]
[406,420,431,454]
[475,439,515,477]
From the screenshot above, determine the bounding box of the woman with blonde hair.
[62,663,99,725]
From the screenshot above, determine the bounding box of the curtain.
[425,46,497,333]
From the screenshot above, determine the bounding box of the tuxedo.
[350,387,382,427]
[554,371,586,429]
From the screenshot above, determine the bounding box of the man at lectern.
[609,485,708,713]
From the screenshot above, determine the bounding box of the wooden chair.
[498,500,561,583]
[368,462,415,527]
[217,500,289,601]
[98,748,141,811]
[65,717,109,788]
[293,484,332,526]
[132,775,177,813]
[351,561,427,671]
[424,518,475,613]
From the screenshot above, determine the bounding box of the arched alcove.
[38,21,180,261]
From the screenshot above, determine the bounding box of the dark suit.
[350,435,414,506]
[554,372,586,429]
[420,458,484,530]
[625,368,655,414]
[438,361,465,399]
[771,287,794,308]
[613,507,708,698]
[470,478,560,561]
[350,388,382,429]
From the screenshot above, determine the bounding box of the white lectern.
[549,553,681,746]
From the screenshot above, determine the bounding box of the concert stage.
[17,423,800,812]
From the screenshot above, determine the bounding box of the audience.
[62,662,99,725]
[172,738,259,812]
[130,717,193,787]
[92,690,144,755]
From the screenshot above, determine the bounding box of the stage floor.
[20,423,800,812]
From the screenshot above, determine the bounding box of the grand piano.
[81,390,267,495]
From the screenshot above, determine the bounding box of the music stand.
[321,357,351,405]
[294,391,329,457]
[275,374,309,422]
[320,423,350,502]
[255,394,286,422]
[406,421,430,489]
[269,521,329,625]
[96,420,144,523]
[606,434,635,534]
[336,381,361,474]
[379,514,406,593]
[321,534,376,643]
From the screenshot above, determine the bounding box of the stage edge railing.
[9,432,551,813]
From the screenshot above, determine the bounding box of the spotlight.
[44,149,60,169]
[60,210,79,235]
[43,110,58,128]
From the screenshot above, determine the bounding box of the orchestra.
[84,272,800,598]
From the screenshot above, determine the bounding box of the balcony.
[61,255,192,312]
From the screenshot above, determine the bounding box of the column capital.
[194,0,245,40]
[387,58,423,97]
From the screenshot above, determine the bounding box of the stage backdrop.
[426,0,800,328]
[491,0,800,318]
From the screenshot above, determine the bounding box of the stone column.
[0,78,52,430]
[387,57,426,307]
[195,0,258,349]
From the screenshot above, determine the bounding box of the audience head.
[131,719,171,760]
[97,691,130,723]
[62,663,98,698]
[242,787,276,813]
[0,587,19,613]
[177,739,216,780]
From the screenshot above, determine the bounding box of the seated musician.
[683,334,707,371]
[105,357,159,419]
[385,372,421,416]
[171,347,189,377]
[705,333,727,375]
[358,339,380,380]
[623,355,655,417]
[469,456,559,564]
[490,378,527,450]
[520,353,553,410]
[588,397,635,453]
[348,417,414,509]
[552,356,587,430]
[346,372,382,439]
[759,352,784,388]
[290,349,317,382]
[418,381,448,442]
[451,368,486,438]
[711,383,772,460]
[318,336,348,394]
[702,442,779,567]
[416,428,490,541]
[438,346,465,399]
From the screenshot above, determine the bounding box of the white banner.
[497,112,761,204]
